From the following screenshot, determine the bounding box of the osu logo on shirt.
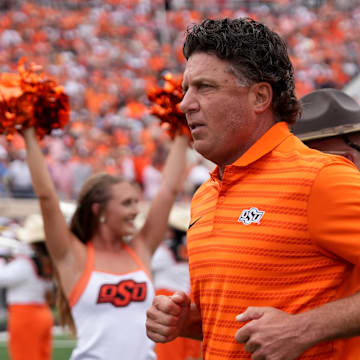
[238,207,265,225]
[97,280,147,307]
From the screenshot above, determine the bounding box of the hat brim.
[17,227,45,243]
[296,123,360,141]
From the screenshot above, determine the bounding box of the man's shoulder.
[274,135,351,168]
[189,178,216,214]
[191,177,213,196]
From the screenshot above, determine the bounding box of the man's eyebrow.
[194,77,213,84]
[182,77,215,90]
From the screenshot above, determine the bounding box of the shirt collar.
[210,122,292,179]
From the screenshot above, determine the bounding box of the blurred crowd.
[0,0,360,201]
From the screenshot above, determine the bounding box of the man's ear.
[251,82,273,114]
[92,203,100,216]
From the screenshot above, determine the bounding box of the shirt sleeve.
[0,256,34,288]
[308,161,360,265]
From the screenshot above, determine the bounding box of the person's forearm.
[161,134,189,195]
[23,128,57,200]
[180,303,203,341]
[23,129,74,262]
[296,291,360,348]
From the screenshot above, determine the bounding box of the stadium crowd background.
[0,0,360,204]
[0,0,360,357]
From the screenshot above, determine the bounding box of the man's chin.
[193,142,215,162]
[193,140,207,154]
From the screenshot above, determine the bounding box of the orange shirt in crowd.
[187,122,360,360]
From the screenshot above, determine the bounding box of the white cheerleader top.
[69,242,156,360]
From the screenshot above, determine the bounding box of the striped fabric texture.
[187,122,360,359]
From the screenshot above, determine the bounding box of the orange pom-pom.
[0,58,70,141]
[147,73,191,140]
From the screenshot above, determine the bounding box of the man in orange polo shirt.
[146,18,360,360]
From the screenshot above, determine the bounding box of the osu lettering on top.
[97,280,147,307]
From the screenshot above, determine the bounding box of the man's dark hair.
[183,18,301,124]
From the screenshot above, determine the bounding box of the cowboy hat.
[16,214,45,244]
[168,203,190,232]
[293,88,360,141]
[134,202,191,232]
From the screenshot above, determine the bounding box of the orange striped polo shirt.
[187,121,360,360]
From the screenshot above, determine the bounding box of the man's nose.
[179,89,198,114]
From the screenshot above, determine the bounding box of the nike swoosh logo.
[188,217,201,230]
